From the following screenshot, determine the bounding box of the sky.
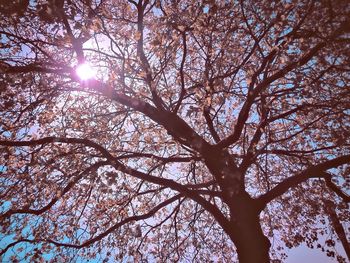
[286,243,347,263]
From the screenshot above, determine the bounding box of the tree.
[0,0,349,262]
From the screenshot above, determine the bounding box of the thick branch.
[258,155,350,207]
[203,107,221,143]
[92,82,212,154]
[323,200,350,261]
[325,176,350,203]
[3,63,71,75]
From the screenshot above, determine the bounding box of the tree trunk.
[227,193,271,263]
[229,217,271,263]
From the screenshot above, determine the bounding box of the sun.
[76,63,96,80]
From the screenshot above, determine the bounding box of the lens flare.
[76,63,96,80]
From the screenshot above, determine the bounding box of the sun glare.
[76,63,96,80]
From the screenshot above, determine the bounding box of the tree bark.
[227,192,271,263]
[324,200,350,261]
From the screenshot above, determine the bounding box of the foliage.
[0,0,349,262]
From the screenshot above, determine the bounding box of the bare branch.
[258,155,350,207]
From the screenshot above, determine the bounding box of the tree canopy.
[0,0,349,262]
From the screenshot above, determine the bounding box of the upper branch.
[174,31,188,113]
[216,19,350,149]
[135,0,165,110]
